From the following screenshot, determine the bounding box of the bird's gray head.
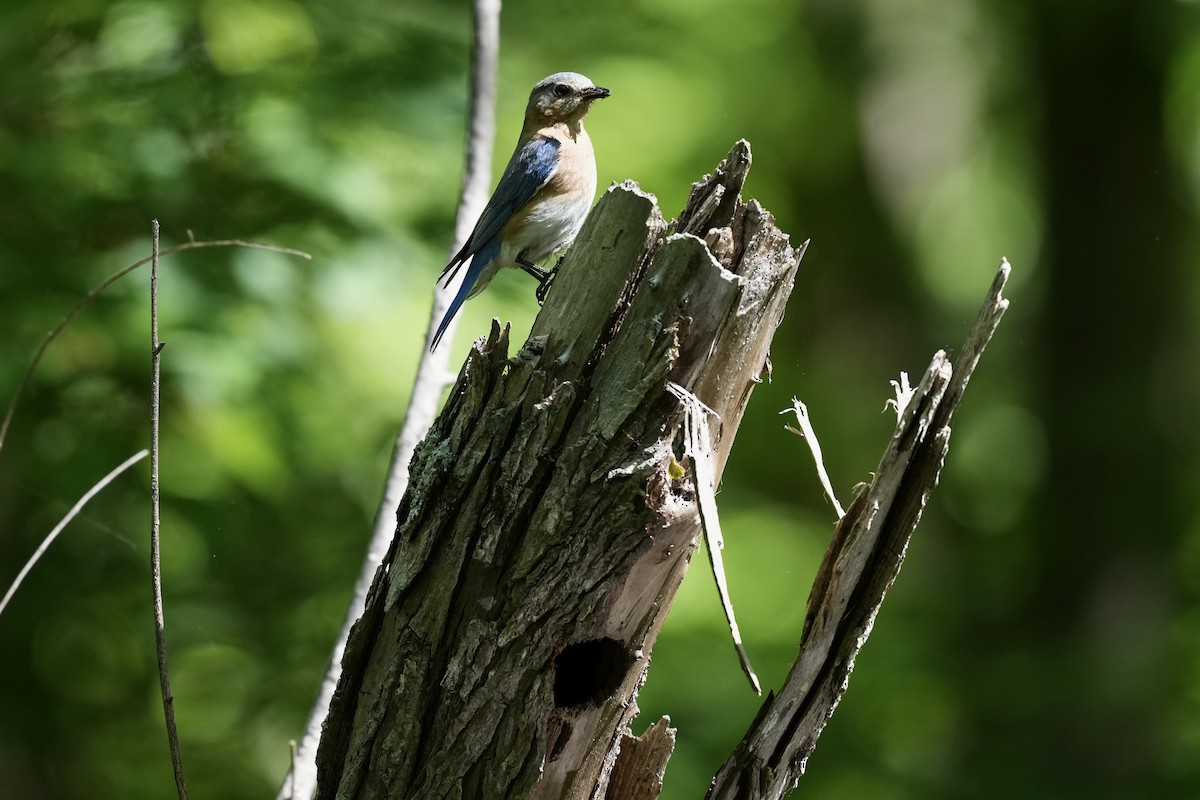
[526,72,610,122]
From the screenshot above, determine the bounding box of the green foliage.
[2,0,1199,798]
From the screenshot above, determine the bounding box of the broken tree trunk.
[707,262,1011,799]
[314,141,803,800]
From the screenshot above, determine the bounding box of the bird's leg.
[516,255,549,282]
[535,256,565,306]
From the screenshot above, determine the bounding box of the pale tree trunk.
[314,142,802,799]
[281,2,501,796]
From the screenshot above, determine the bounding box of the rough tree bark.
[314,141,804,799]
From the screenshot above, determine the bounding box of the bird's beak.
[582,86,611,100]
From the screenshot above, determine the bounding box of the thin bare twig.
[0,449,148,618]
[0,238,312,460]
[782,398,846,519]
[668,381,761,695]
[289,740,298,800]
[150,220,189,800]
[280,1,502,797]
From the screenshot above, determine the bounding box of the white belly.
[512,189,594,263]
[470,184,596,297]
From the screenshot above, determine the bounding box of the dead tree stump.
[314,141,803,799]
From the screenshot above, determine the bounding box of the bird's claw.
[536,257,564,305]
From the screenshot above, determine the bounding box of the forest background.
[1,0,1198,798]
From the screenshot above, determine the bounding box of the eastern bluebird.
[431,72,610,350]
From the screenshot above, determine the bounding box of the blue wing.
[438,136,560,287]
[431,136,559,351]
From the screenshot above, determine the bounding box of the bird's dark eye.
[552,83,572,98]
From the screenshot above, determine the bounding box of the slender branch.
[279,2,501,797]
[150,220,189,800]
[289,740,299,800]
[0,238,311,460]
[0,449,148,618]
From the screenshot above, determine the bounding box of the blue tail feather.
[430,239,499,351]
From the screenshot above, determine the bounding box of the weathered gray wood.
[313,142,803,800]
[706,262,1011,800]
[604,717,676,800]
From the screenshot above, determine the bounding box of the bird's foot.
[517,256,549,282]
[535,257,564,305]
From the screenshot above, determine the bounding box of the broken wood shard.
[668,381,761,694]
[605,717,677,800]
